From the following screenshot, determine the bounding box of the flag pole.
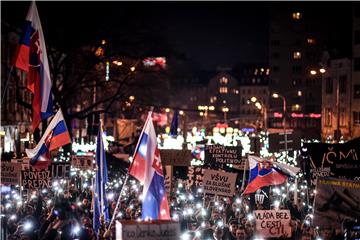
[104,107,154,236]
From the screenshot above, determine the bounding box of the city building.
[321,54,352,141]
[268,5,326,139]
[237,65,270,130]
[351,5,360,138]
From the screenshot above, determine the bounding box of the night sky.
[1,1,352,70]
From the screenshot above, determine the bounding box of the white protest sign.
[116,220,180,240]
[254,210,292,238]
[1,162,21,185]
[203,169,237,197]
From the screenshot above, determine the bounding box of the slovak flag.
[243,155,300,195]
[25,109,71,171]
[13,1,54,131]
[128,112,171,220]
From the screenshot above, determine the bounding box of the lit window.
[292,12,302,20]
[219,87,228,94]
[325,108,332,126]
[293,51,301,59]
[220,77,228,84]
[307,38,316,45]
[291,104,301,111]
[340,108,346,127]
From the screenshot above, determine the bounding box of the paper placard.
[21,168,51,189]
[203,169,237,197]
[205,145,242,165]
[160,149,192,166]
[116,220,180,240]
[1,162,21,185]
[254,210,291,238]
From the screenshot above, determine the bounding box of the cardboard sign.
[49,162,71,179]
[71,155,94,170]
[160,149,192,166]
[302,137,360,185]
[314,178,360,228]
[186,166,205,189]
[116,220,180,240]
[203,169,237,197]
[1,162,21,185]
[205,145,242,165]
[21,168,51,189]
[254,210,291,238]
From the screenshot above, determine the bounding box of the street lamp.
[249,97,267,130]
[222,107,229,122]
[272,93,288,160]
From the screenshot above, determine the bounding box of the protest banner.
[314,177,360,228]
[254,210,291,238]
[203,169,237,197]
[116,220,180,240]
[49,162,71,179]
[1,162,21,185]
[21,167,51,189]
[186,166,206,189]
[160,149,192,166]
[71,155,94,170]
[302,137,360,185]
[164,165,172,197]
[205,145,242,166]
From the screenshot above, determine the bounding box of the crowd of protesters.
[1,170,355,240]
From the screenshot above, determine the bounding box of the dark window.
[339,75,347,94]
[272,52,280,59]
[292,65,302,74]
[354,85,360,98]
[354,58,360,71]
[355,6,360,18]
[326,77,333,94]
[273,66,280,72]
[271,40,280,46]
[354,112,360,125]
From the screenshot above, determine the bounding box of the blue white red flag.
[13,1,54,131]
[243,155,300,195]
[128,112,171,220]
[25,110,71,171]
[93,126,109,236]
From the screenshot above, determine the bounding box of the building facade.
[352,5,360,138]
[268,5,325,139]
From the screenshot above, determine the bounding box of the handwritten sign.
[50,162,71,179]
[71,155,94,170]
[254,210,291,238]
[21,168,51,189]
[160,149,192,166]
[116,220,180,240]
[1,162,21,185]
[186,166,205,189]
[205,145,242,165]
[203,169,237,197]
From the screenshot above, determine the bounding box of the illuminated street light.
[310,70,317,75]
[129,96,135,101]
[272,93,279,98]
[319,68,326,73]
[250,96,257,103]
[130,66,136,72]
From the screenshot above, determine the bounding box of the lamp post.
[272,93,288,161]
[222,107,229,123]
[250,97,267,131]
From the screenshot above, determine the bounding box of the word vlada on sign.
[254,210,291,238]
